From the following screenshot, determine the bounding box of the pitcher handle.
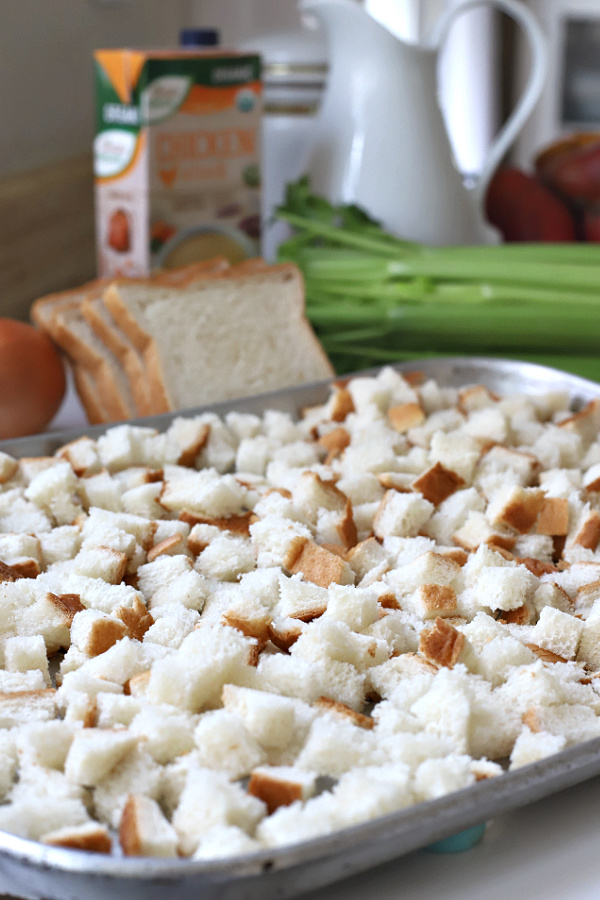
[427,0,547,212]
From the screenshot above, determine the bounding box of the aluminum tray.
[2,356,600,900]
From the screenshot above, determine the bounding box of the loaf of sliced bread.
[103,265,334,411]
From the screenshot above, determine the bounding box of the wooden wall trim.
[0,154,96,321]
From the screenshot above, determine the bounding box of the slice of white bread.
[103,265,334,411]
[81,258,234,417]
[51,306,136,422]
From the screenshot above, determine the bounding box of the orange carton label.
[94,49,262,276]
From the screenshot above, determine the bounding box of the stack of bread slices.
[31,258,334,425]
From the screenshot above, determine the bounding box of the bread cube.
[120,794,178,857]
[193,709,265,777]
[530,606,584,660]
[65,728,137,786]
[373,490,434,539]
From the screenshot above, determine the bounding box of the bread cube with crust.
[0,796,90,842]
[523,703,600,745]
[255,653,365,710]
[193,709,265,777]
[0,533,41,577]
[290,617,387,671]
[62,575,141,615]
[0,489,52,533]
[96,693,142,728]
[429,430,481,483]
[373,490,434,539]
[530,606,583,660]
[424,486,486,546]
[0,451,18,483]
[0,670,47,693]
[532,425,583,470]
[248,765,317,813]
[120,794,178,857]
[143,604,200,649]
[250,516,313,569]
[93,748,163,829]
[172,768,266,856]
[71,545,128,584]
[0,688,57,729]
[283,537,354,588]
[346,537,389,584]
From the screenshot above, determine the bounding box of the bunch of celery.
[276,177,600,379]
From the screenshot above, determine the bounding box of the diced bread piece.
[487,486,544,534]
[412,463,465,506]
[70,609,128,657]
[248,766,317,813]
[388,402,425,433]
[119,794,178,857]
[537,497,569,536]
[373,490,434,539]
[64,728,137,786]
[284,537,354,588]
[42,822,112,853]
[418,618,465,669]
[0,689,56,728]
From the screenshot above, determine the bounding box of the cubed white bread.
[514,534,554,561]
[193,709,265,777]
[294,715,377,776]
[0,669,47,693]
[71,545,128,584]
[0,797,90,842]
[410,668,472,753]
[255,653,365,711]
[413,753,475,801]
[373,490,434,539]
[137,555,208,611]
[70,609,127,656]
[147,624,257,711]
[83,507,156,550]
[531,424,583,470]
[495,662,565,714]
[471,563,538,613]
[38,526,81,566]
[4,634,50,684]
[475,445,540,498]
[386,551,460,600]
[249,516,313,569]
[529,606,584,660]
[15,719,75,770]
[63,574,141,615]
[24,461,81,523]
[160,468,249,517]
[452,511,515,554]
[80,472,123,513]
[57,436,101,477]
[80,636,168,685]
[290,617,387,671]
[0,491,52,533]
[509,726,567,769]
[96,693,143,728]
[165,416,211,466]
[221,684,301,750]
[476,635,536,686]
[65,728,138,786]
[367,611,420,657]
[119,794,178,857]
[129,704,195,764]
[0,689,57,728]
[276,574,329,621]
[195,533,256,581]
[324,584,380,632]
[346,537,389,583]
[172,768,266,856]
[42,822,112,853]
[143,603,200,649]
[256,791,339,847]
[192,824,263,860]
[93,748,163,829]
[248,765,317,813]
[97,425,176,472]
[0,532,41,573]
[523,703,600,745]
[122,483,164,520]
[365,653,435,703]
[428,430,481,483]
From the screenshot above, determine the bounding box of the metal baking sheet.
[2,356,600,900]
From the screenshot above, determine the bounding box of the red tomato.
[0,320,66,439]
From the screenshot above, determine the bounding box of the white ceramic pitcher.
[300,0,547,244]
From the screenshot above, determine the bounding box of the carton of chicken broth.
[94,49,262,277]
